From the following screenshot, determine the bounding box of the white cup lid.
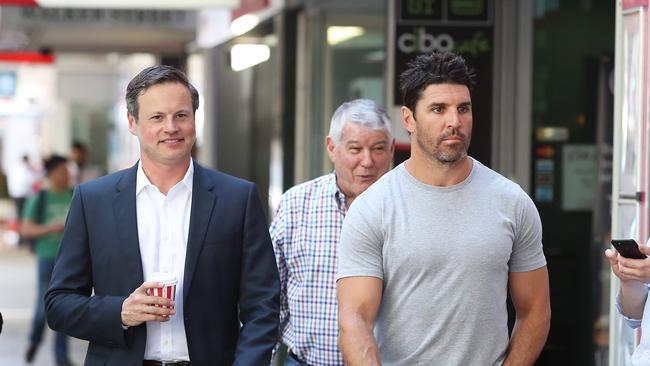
[149,272,177,285]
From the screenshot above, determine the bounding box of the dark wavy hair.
[399,51,475,113]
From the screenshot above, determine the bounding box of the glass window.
[303,11,386,178]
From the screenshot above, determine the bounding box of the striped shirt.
[270,173,347,366]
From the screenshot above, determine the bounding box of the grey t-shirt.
[337,158,546,365]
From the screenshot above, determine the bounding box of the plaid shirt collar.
[328,172,347,215]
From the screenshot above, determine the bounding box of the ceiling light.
[230,44,269,72]
[231,14,259,36]
[327,26,364,45]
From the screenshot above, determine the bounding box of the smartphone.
[611,239,648,259]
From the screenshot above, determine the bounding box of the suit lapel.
[184,164,217,302]
[113,164,144,289]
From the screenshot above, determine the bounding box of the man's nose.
[447,110,462,130]
[163,117,180,132]
[360,149,374,168]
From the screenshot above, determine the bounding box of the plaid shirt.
[270,173,347,366]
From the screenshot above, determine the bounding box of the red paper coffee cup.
[146,272,177,310]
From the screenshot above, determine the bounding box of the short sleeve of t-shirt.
[508,191,546,272]
[337,193,385,281]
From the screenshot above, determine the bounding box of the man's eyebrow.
[426,102,447,109]
[146,108,191,115]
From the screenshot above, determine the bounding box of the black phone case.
[612,239,647,259]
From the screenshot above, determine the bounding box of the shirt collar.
[328,172,347,212]
[136,158,194,196]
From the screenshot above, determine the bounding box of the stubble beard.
[416,128,470,166]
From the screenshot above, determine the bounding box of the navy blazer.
[45,163,280,366]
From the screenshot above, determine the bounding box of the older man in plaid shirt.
[270,99,394,366]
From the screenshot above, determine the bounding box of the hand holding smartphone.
[611,239,648,259]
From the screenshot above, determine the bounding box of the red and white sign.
[0,52,54,63]
[623,0,649,10]
[0,0,237,8]
[0,0,37,5]
[232,0,269,20]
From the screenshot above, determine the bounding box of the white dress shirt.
[136,160,193,362]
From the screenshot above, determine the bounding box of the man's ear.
[326,135,336,163]
[127,113,138,136]
[401,106,416,134]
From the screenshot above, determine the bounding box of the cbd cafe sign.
[397,27,454,53]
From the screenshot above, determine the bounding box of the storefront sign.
[0,52,54,63]
[232,0,269,20]
[622,0,648,10]
[393,0,493,104]
[0,0,37,5]
[399,0,491,24]
[562,145,596,211]
[392,0,493,164]
[535,159,554,203]
[2,7,195,30]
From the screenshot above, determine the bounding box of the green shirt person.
[23,189,72,259]
[21,155,74,366]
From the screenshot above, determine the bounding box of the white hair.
[328,99,393,144]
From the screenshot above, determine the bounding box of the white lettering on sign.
[1,7,194,30]
[397,27,455,53]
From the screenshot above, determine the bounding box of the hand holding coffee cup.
[121,277,177,327]
[146,272,177,308]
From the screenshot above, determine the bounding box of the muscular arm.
[504,266,551,366]
[337,276,383,366]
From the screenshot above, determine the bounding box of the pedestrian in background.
[8,155,38,224]
[22,155,73,366]
[271,99,394,365]
[68,141,100,187]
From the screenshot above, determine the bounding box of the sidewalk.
[0,244,87,365]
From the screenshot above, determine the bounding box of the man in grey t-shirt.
[336,51,550,366]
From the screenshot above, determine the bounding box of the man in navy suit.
[45,65,280,366]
